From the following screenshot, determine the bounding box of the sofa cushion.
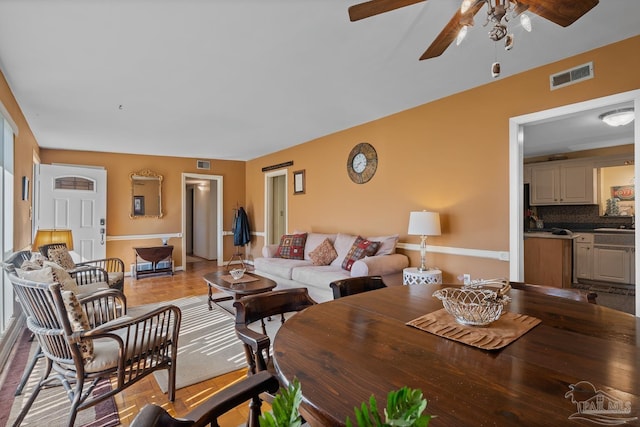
[342,236,381,271]
[291,265,350,289]
[308,238,338,266]
[276,233,307,260]
[367,234,399,256]
[303,233,337,260]
[330,233,359,267]
[254,257,313,280]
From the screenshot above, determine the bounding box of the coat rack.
[226,204,250,270]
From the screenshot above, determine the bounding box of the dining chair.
[510,281,597,304]
[330,275,387,299]
[7,270,181,427]
[130,371,279,427]
[39,242,126,292]
[234,287,315,421]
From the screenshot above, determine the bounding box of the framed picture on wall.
[133,196,145,215]
[293,170,305,195]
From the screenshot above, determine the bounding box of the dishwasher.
[592,233,635,284]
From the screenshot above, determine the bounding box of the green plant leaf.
[259,378,303,427]
[346,387,432,427]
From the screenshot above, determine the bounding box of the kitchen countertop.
[524,231,579,240]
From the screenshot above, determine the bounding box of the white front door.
[35,164,107,260]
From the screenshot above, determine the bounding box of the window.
[0,115,15,336]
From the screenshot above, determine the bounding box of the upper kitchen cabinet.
[529,160,596,205]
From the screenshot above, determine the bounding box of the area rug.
[132,295,249,393]
[2,329,119,427]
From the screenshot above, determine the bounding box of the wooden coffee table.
[203,270,277,310]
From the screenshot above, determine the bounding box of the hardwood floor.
[116,260,254,426]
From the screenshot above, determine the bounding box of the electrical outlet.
[462,274,471,285]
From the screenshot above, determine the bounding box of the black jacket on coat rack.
[233,207,251,247]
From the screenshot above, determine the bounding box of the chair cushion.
[275,233,307,260]
[107,271,124,286]
[48,246,76,270]
[341,236,381,271]
[60,289,94,362]
[308,238,338,266]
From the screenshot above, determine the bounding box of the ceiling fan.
[348,0,599,61]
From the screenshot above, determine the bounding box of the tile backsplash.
[532,205,633,230]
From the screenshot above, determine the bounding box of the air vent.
[549,62,593,90]
[196,160,211,170]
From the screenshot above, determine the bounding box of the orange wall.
[0,69,40,251]
[246,35,640,282]
[39,150,245,269]
[5,36,640,283]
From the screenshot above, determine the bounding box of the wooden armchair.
[39,242,125,292]
[330,275,387,299]
[130,371,279,427]
[233,288,315,424]
[7,271,181,427]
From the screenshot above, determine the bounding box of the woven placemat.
[406,309,541,350]
[220,274,260,284]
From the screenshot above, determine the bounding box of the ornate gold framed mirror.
[130,169,163,219]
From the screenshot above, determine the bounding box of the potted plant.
[259,379,432,427]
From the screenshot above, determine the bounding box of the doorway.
[509,89,640,316]
[182,173,224,269]
[265,170,287,246]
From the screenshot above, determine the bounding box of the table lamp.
[32,229,74,251]
[408,211,441,272]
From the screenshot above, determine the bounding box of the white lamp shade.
[408,211,441,236]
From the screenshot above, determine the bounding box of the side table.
[403,267,442,285]
[133,245,174,279]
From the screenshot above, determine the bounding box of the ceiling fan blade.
[419,1,484,60]
[518,0,599,27]
[348,0,427,22]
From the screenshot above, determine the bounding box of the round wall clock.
[347,142,378,184]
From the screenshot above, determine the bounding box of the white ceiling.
[0,0,638,161]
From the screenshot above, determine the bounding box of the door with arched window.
[35,164,107,260]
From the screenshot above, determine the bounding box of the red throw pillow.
[341,236,380,271]
[275,233,308,260]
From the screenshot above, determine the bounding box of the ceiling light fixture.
[457,0,531,77]
[599,108,635,127]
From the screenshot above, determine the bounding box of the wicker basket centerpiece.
[433,281,511,326]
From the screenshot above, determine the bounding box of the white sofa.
[253,232,409,302]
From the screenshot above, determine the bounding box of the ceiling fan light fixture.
[599,108,635,127]
[520,13,532,32]
[504,33,514,50]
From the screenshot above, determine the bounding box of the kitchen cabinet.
[592,246,631,284]
[524,235,573,288]
[573,233,593,282]
[529,161,596,205]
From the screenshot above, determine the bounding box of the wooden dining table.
[272,284,639,426]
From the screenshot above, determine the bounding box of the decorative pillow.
[308,238,338,266]
[330,233,359,267]
[341,236,381,271]
[367,234,400,256]
[60,289,94,362]
[48,247,76,270]
[275,233,307,260]
[44,261,80,292]
[16,266,54,283]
